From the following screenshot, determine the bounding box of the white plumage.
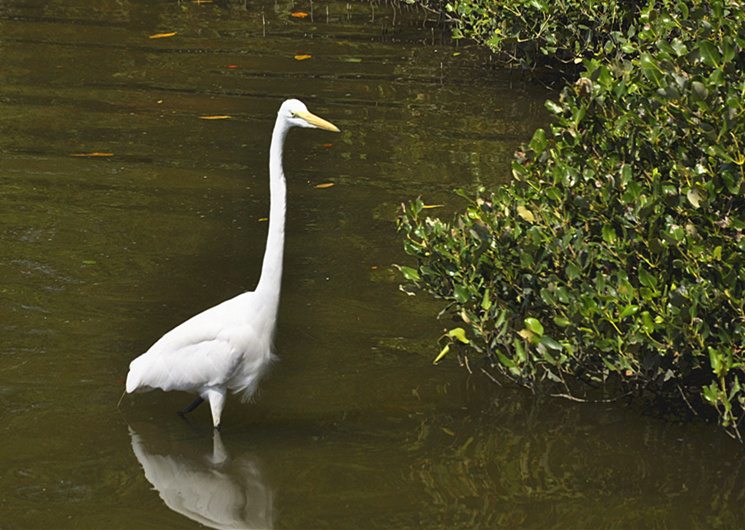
[126,99,339,429]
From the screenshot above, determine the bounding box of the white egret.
[125,99,339,429]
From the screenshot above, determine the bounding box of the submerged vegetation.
[399,0,745,440]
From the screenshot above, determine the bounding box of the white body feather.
[126,291,277,400]
[125,99,338,428]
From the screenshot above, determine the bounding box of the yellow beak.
[293,111,340,133]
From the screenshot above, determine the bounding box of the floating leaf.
[421,204,444,209]
[226,64,239,69]
[315,182,334,189]
[70,152,113,157]
[294,55,312,61]
[199,115,231,120]
[291,12,309,18]
[149,32,177,39]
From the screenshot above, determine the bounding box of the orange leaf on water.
[70,152,114,157]
[226,64,239,69]
[149,32,177,39]
[323,143,333,147]
[291,12,308,18]
[294,55,312,61]
[315,182,334,189]
[199,115,232,120]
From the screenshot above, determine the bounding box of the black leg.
[178,396,205,417]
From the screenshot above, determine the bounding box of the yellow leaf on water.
[70,152,114,157]
[199,115,232,120]
[315,182,334,189]
[294,55,312,61]
[149,32,177,39]
[291,12,309,18]
[421,204,444,209]
[516,204,535,223]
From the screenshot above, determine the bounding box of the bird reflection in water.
[129,424,274,529]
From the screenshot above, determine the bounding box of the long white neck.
[255,116,288,312]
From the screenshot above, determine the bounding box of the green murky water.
[2,0,745,528]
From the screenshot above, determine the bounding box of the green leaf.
[555,286,569,304]
[545,187,562,201]
[641,311,655,334]
[433,344,450,364]
[453,284,469,303]
[530,128,547,153]
[524,317,544,337]
[619,304,639,318]
[671,38,688,56]
[702,383,719,405]
[540,287,556,306]
[602,224,617,245]
[698,40,721,68]
[692,81,709,101]
[398,266,420,281]
[497,348,516,369]
[545,100,563,114]
[447,327,470,344]
[638,267,657,288]
[514,339,527,363]
[566,262,581,281]
[540,335,563,351]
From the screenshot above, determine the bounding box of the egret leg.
[203,388,226,430]
[178,396,205,417]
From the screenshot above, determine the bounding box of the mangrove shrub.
[399,0,745,440]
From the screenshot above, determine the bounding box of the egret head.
[280,99,340,132]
